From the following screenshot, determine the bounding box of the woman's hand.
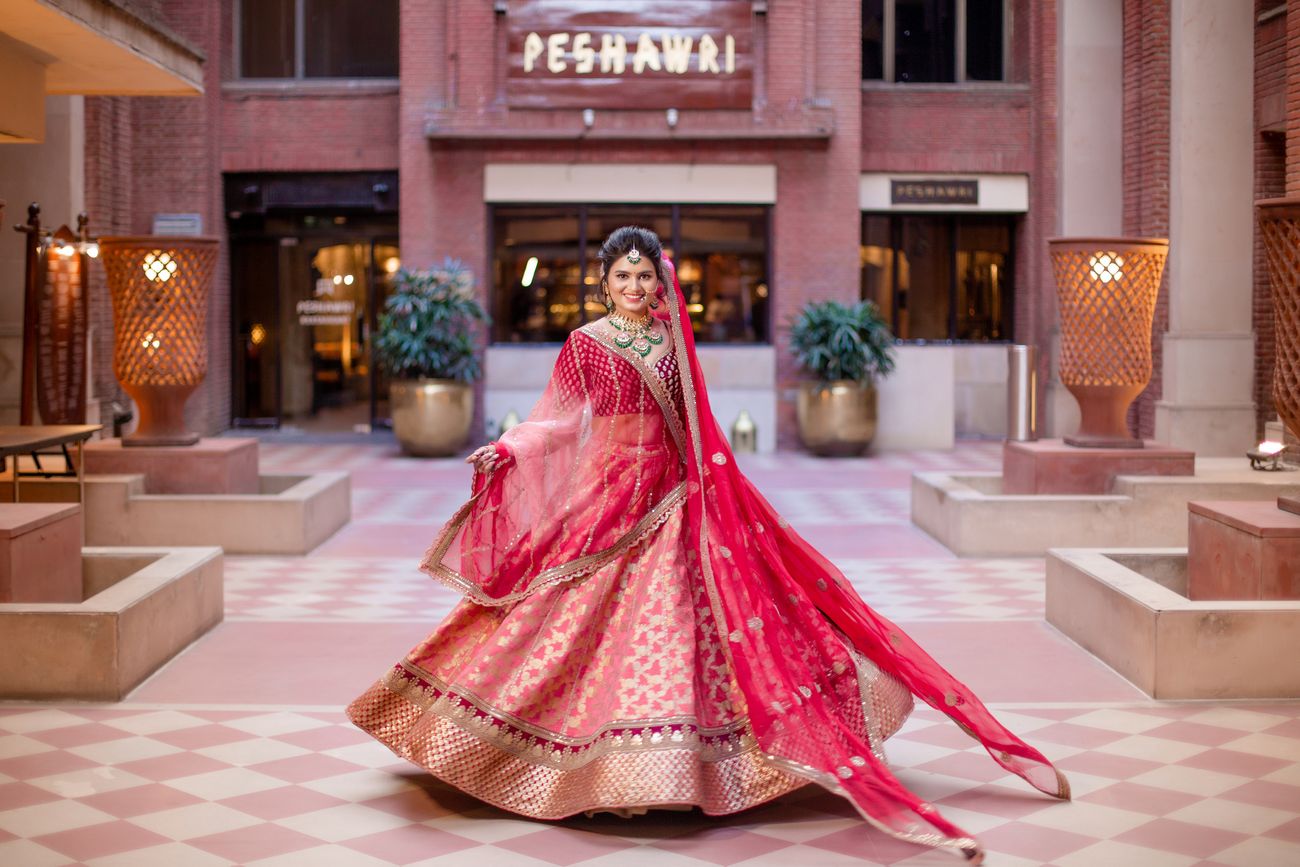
[466,443,505,474]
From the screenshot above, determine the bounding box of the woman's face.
[604,253,658,318]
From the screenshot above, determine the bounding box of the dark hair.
[596,226,664,280]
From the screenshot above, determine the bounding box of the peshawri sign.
[506,0,754,110]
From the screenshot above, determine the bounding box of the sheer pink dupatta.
[657,259,1068,861]
[421,332,686,606]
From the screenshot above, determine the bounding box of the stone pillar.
[1045,0,1123,437]
[1154,0,1256,454]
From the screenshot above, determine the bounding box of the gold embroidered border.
[421,482,687,607]
[391,660,755,758]
[348,669,809,820]
[577,323,689,458]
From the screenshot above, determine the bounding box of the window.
[238,0,398,79]
[492,205,771,344]
[863,0,1006,83]
[861,213,1014,341]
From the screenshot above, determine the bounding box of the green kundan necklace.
[608,312,664,357]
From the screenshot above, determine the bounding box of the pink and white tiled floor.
[2,441,1298,866]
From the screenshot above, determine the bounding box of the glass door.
[231,223,399,432]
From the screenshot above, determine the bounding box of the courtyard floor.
[1,442,1298,866]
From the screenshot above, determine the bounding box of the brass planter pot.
[797,381,877,456]
[390,379,474,457]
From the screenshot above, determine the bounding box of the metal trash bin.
[1007,345,1038,442]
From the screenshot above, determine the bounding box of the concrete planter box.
[29,472,353,555]
[1046,547,1300,699]
[0,547,223,701]
[912,458,1300,557]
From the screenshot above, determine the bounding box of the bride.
[348,226,1068,862]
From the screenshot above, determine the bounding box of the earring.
[649,297,660,309]
[602,286,614,313]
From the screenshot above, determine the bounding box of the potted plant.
[789,299,896,456]
[374,260,488,456]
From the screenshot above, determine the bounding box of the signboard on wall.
[506,0,754,110]
[891,179,979,206]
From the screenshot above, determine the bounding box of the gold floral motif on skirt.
[348,508,914,818]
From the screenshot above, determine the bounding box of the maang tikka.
[626,247,642,264]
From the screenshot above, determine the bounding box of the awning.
[1,0,204,142]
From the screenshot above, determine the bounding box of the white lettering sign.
[522,31,738,76]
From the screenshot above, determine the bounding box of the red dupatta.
[655,258,1069,862]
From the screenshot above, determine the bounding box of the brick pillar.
[772,0,862,448]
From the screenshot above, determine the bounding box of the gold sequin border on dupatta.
[421,482,686,607]
[419,327,690,608]
[658,263,982,861]
[346,662,808,819]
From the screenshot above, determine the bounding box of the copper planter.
[797,381,877,457]
[390,379,474,457]
[1048,237,1169,448]
[100,237,218,447]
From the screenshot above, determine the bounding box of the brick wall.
[1256,3,1288,436]
[83,97,134,422]
[1122,0,1170,440]
[1024,0,1057,408]
[81,0,1061,443]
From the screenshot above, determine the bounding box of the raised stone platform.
[85,473,351,554]
[912,458,1300,556]
[0,504,81,603]
[83,437,259,494]
[1046,547,1300,698]
[1003,439,1195,494]
[1188,500,1300,600]
[18,472,351,555]
[0,547,223,700]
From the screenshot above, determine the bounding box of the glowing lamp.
[100,236,219,446]
[1048,237,1170,448]
[1247,440,1290,472]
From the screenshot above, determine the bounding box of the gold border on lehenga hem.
[347,667,809,820]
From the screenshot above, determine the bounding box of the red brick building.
[7,0,1287,454]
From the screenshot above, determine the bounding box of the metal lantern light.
[1048,237,1169,448]
[100,236,218,446]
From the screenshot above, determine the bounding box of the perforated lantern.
[100,236,218,446]
[1048,237,1169,448]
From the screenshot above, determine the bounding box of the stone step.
[81,437,259,494]
[1188,500,1300,600]
[1002,439,1195,495]
[14,471,350,555]
[0,503,82,603]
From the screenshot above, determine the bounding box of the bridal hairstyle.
[596,226,671,307]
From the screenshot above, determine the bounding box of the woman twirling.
[348,226,1069,862]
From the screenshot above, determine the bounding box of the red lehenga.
[348,262,1069,861]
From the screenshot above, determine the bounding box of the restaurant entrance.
[226,172,399,432]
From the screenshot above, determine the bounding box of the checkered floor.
[2,441,1297,866]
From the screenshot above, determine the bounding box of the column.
[1154,0,1256,454]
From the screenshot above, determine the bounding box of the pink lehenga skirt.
[347,505,915,818]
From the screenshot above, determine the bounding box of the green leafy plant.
[374,260,488,382]
[789,300,896,384]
